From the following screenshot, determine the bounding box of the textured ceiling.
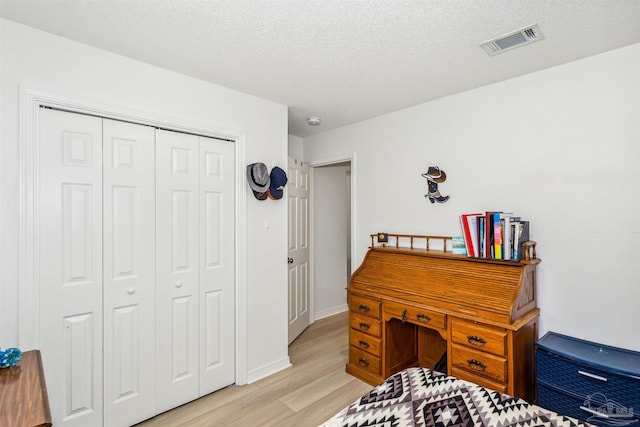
[1,0,639,137]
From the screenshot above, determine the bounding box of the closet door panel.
[171,295,194,376]
[199,137,235,394]
[39,108,103,427]
[156,130,199,411]
[103,119,156,427]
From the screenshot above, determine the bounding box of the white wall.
[304,43,640,352]
[288,134,304,162]
[313,164,351,318]
[0,19,290,380]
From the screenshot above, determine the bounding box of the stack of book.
[459,212,530,260]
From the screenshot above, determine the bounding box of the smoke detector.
[480,24,545,56]
[307,116,321,126]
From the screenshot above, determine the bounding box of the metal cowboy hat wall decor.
[422,166,449,203]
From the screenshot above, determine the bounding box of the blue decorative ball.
[0,347,22,367]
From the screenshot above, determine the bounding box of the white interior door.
[288,157,311,343]
[39,108,104,427]
[198,136,235,394]
[102,119,157,426]
[155,129,200,411]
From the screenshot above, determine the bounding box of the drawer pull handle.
[467,335,487,347]
[578,370,608,382]
[467,359,486,371]
[358,340,370,349]
[358,304,370,313]
[401,309,408,324]
[358,357,370,367]
[359,322,370,331]
[416,313,431,323]
[579,405,613,418]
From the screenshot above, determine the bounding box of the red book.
[460,213,482,257]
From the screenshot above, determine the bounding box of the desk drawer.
[451,367,507,394]
[349,294,381,319]
[350,329,381,357]
[350,312,381,337]
[451,343,507,383]
[451,318,506,357]
[349,347,381,377]
[384,301,446,329]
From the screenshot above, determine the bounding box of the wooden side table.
[0,350,52,427]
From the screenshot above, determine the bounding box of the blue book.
[478,216,485,258]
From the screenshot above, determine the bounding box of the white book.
[502,215,520,260]
[468,215,480,257]
[512,222,522,261]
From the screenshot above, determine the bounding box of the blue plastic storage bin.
[536,332,640,426]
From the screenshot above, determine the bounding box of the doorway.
[311,159,353,320]
[287,155,354,344]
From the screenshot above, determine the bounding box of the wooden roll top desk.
[346,239,540,402]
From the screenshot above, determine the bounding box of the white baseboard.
[315,304,348,320]
[246,356,292,384]
[246,306,347,384]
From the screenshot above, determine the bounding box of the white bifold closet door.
[39,110,157,427]
[155,130,200,409]
[102,119,157,426]
[155,129,235,411]
[39,108,106,427]
[197,133,235,396]
[38,109,235,427]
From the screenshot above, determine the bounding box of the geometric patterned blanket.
[320,367,591,427]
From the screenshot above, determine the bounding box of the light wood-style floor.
[136,311,371,426]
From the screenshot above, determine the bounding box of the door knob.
[175,281,183,288]
[287,257,294,264]
[127,288,136,295]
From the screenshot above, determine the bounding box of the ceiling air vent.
[480,24,544,56]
